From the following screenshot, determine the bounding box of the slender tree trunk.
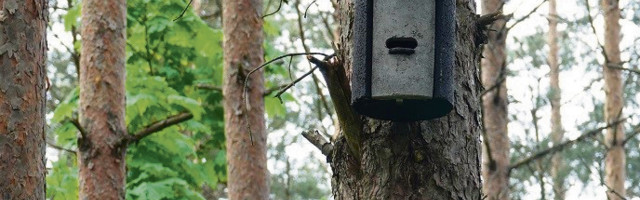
[0,0,48,199]
[78,0,128,199]
[601,0,625,199]
[480,0,510,199]
[222,0,269,199]
[329,0,483,198]
[547,0,566,199]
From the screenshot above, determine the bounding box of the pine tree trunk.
[480,0,510,199]
[0,0,48,199]
[330,0,483,198]
[78,0,128,199]
[548,0,566,199]
[601,0,625,199]
[222,0,269,199]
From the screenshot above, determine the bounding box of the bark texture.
[329,0,483,199]
[547,0,565,199]
[480,0,509,199]
[222,0,269,199]
[78,0,128,199]
[0,0,48,199]
[601,0,626,199]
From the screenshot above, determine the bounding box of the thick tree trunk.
[0,0,48,199]
[480,0,510,199]
[547,0,566,199]
[222,0,269,199]
[78,0,128,199]
[329,0,483,199]
[601,0,625,199]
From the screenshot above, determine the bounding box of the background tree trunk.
[329,0,483,198]
[480,0,510,199]
[78,0,128,199]
[0,0,48,199]
[222,0,270,199]
[601,0,625,199]
[548,0,566,199]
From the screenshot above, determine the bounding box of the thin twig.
[174,0,194,21]
[303,0,317,18]
[196,83,223,92]
[295,1,336,128]
[142,13,155,75]
[262,0,283,19]
[608,65,640,75]
[584,0,609,61]
[264,84,289,97]
[274,65,319,102]
[274,54,336,102]
[505,0,548,31]
[480,62,507,98]
[242,52,329,106]
[128,112,194,144]
[240,52,328,145]
[46,141,77,154]
[623,124,640,145]
[509,118,628,171]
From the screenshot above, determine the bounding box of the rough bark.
[0,0,48,199]
[547,0,566,199]
[78,0,128,199]
[329,0,483,199]
[480,0,510,199]
[222,0,269,199]
[601,0,626,199]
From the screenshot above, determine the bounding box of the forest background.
[41,0,639,199]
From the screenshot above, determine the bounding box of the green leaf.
[168,95,203,120]
[265,97,286,118]
[63,6,81,31]
[52,88,79,123]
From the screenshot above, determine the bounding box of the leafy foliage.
[47,0,226,199]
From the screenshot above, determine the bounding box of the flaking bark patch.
[0,0,47,198]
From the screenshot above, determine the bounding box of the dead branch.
[477,12,505,28]
[302,130,334,158]
[313,55,363,161]
[128,112,194,144]
[509,118,628,171]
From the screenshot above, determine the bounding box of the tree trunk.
[0,0,48,199]
[601,0,625,199]
[222,0,269,199]
[480,0,510,199]
[328,0,483,198]
[78,0,128,199]
[548,0,566,199]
